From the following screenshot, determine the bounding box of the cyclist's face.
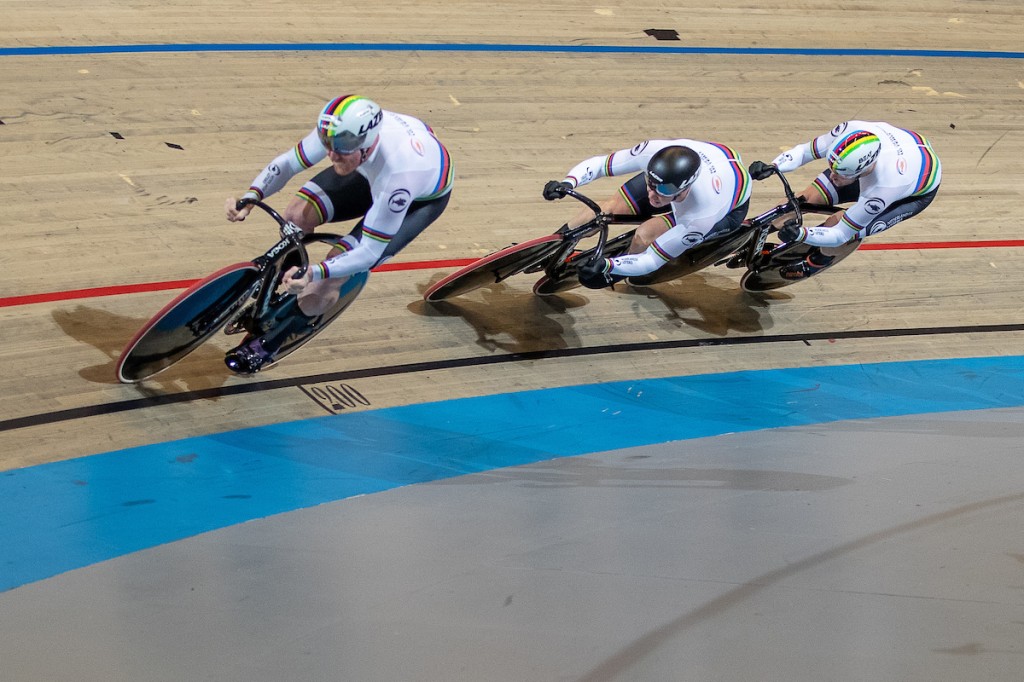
[830,161,875,187]
[647,185,686,208]
[830,171,859,188]
[328,148,365,175]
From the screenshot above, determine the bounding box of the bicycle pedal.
[223,319,249,335]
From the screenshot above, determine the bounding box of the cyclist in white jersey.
[543,139,752,289]
[771,120,941,279]
[223,95,454,367]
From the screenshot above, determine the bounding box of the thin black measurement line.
[3,322,1022,433]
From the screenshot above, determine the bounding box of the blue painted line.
[1,355,1022,592]
[2,42,1022,59]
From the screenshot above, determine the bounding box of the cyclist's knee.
[296,278,343,316]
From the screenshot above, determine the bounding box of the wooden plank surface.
[1,1,1022,469]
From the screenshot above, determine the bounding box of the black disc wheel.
[116,263,261,383]
[423,235,564,302]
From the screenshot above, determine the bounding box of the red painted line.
[1,280,198,308]
[0,242,1018,309]
[372,257,476,272]
[859,239,1024,250]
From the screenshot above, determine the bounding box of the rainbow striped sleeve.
[293,139,317,169]
[905,130,940,196]
[707,142,752,209]
[419,137,454,201]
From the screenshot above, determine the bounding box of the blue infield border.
[2,355,1023,592]
[2,43,1023,59]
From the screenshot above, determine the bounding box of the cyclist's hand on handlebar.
[225,197,254,222]
[778,223,806,244]
[282,266,313,295]
[578,257,618,289]
[771,146,805,173]
[748,161,775,181]
[543,180,572,201]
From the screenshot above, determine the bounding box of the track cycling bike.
[423,162,842,302]
[116,198,367,383]
[422,185,763,302]
[423,187,637,302]
[731,161,860,292]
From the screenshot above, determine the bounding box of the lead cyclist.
[223,95,454,371]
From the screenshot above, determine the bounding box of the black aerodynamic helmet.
[645,145,701,197]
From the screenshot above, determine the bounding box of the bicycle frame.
[737,162,836,272]
[422,188,639,302]
[116,199,347,382]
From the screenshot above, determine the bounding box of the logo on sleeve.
[631,141,649,156]
[831,122,849,137]
[388,189,412,213]
[868,220,891,236]
[864,197,886,215]
[410,139,425,156]
[711,175,723,194]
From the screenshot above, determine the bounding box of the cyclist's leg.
[781,184,938,281]
[703,200,750,240]
[861,186,939,238]
[796,168,862,227]
[616,174,671,253]
[295,190,452,314]
[278,169,375,317]
[230,170,374,369]
[374,191,452,260]
[780,172,858,280]
[285,167,372,229]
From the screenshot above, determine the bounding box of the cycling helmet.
[645,145,701,197]
[827,130,881,177]
[317,95,383,154]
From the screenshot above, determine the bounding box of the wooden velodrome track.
[2,0,1022,468]
[1,1,1024,679]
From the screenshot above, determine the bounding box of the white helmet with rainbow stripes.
[316,95,383,154]
[827,129,881,178]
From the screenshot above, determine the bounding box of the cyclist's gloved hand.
[543,180,572,201]
[578,257,618,289]
[771,145,805,173]
[778,223,806,243]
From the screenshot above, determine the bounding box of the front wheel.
[740,240,860,292]
[423,234,565,302]
[116,263,261,383]
[534,229,636,297]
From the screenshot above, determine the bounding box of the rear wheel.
[626,226,756,287]
[272,270,369,363]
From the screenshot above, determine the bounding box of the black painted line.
[2,322,1022,434]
